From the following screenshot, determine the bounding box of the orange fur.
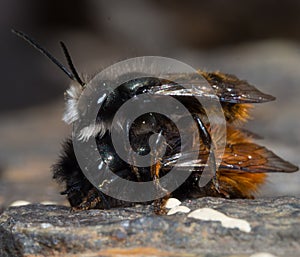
[217,124,267,198]
[219,171,266,198]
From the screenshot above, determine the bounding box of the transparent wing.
[162,142,298,173]
[147,71,275,103]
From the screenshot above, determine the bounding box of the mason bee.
[13,30,298,214]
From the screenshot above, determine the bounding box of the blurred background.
[0,0,300,209]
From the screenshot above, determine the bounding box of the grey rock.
[0,197,299,257]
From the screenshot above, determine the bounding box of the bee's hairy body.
[53,71,298,213]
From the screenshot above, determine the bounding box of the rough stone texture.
[0,197,299,257]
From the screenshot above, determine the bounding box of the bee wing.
[201,71,276,103]
[220,143,298,173]
[149,72,275,103]
[163,142,298,173]
[163,151,208,170]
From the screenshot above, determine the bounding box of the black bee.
[13,30,298,214]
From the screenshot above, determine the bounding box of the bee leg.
[72,187,110,211]
[151,156,169,194]
[193,114,219,192]
[151,161,161,183]
[209,153,220,193]
[150,160,170,215]
[153,194,171,215]
[219,189,231,198]
[129,149,142,181]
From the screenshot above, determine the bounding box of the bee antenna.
[59,41,84,87]
[11,29,85,87]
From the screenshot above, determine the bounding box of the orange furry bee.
[13,30,298,214]
[53,71,298,214]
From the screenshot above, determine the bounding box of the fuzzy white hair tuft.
[62,83,83,124]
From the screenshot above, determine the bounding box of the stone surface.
[0,197,299,257]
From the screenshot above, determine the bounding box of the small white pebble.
[40,223,53,229]
[10,200,31,207]
[188,208,251,233]
[250,253,277,257]
[167,205,191,215]
[40,201,57,205]
[165,198,181,209]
